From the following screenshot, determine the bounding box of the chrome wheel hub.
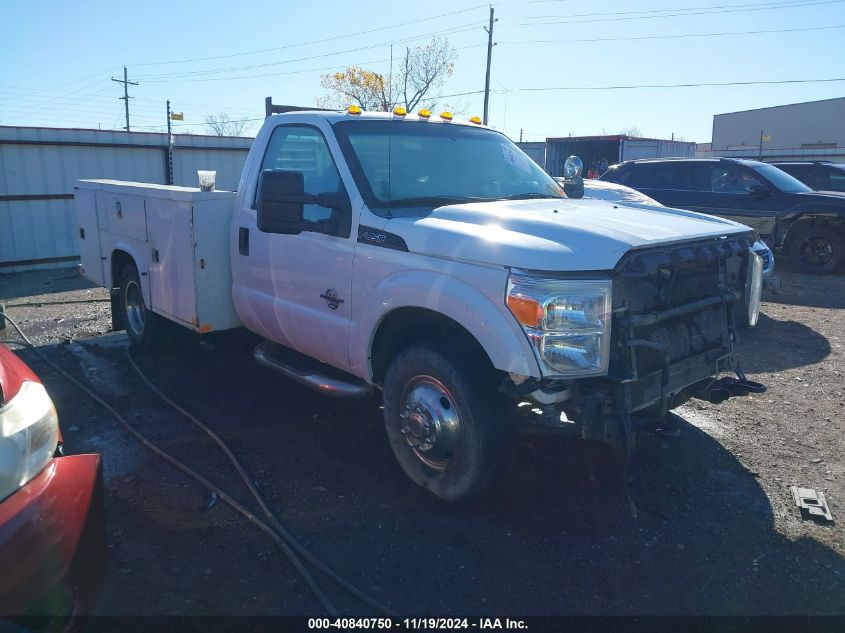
[125,280,146,336]
[399,376,462,471]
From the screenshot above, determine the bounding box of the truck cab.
[77,108,765,501]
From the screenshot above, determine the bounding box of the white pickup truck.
[75,107,764,500]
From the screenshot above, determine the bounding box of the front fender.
[108,241,151,308]
[349,265,541,383]
[777,203,845,247]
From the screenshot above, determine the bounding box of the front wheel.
[788,224,844,274]
[383,344,514,501]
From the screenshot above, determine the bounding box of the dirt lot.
[1,266,843,616]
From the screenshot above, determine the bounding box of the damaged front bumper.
[504,234,767,449]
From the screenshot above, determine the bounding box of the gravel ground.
[1,266,843,616]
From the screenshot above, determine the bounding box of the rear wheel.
[119,264,165,350]
[383,344,514,501]
[788,224,844,274]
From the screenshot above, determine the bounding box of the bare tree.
[619,126,642,137]
[318,37,455,112]
[204,113,249,137]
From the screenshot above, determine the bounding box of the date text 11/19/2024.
[307,618,528,630]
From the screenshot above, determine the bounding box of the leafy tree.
[319,67,391,111]
[319,37,455,112]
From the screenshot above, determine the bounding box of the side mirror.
[257,169,305,234]
[748,183,771,198]
[561,155,584,199]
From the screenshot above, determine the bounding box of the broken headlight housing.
[0,381,59,502]
[746,250,763,327]
[506,275,612,377]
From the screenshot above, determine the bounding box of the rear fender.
[108,242,151,309]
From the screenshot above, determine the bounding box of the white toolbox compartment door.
[74,188,106,285]
[98,192,148,242]
[146,196,196,327]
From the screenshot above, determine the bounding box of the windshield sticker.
[501,143,532,173]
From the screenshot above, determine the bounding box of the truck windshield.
[333,120,564,211]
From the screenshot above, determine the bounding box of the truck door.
[246,124,355,372]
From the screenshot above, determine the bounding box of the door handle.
[238,227,249,255]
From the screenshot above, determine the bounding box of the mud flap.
[110,290,124,331]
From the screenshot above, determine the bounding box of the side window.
[710,164,764,193]
[649,164,687,190]
[812,167,833,191]
[261,126,342,224]
[611,162,708,191]
[603,164,631,185]
[627,164,656,188]
[826,167,845,192]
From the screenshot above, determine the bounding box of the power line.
[506,0,845,26]
[512,0,825,19]
[499,23,845,45]
[132,4,489,68]
[134,23,481,80]
[139,43,485,84]
[515,77,845,91]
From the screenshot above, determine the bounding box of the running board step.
[253,340,371,398]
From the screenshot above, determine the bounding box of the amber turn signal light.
[506,295,543,328]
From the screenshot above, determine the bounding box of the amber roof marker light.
[469,116,482,124]
[418,108,431,119]
[440,111,453,121]
[347,104,362,115]
[393,105,407,117]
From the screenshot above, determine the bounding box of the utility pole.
[520,129,523,143]
[388,44,393,110]
[111,67,138,132]
[482,6,496,125]
[166,100,173,185]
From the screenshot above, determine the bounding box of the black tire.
[119,263,165,350]
[382,343,515,501]
[788,224,844,274]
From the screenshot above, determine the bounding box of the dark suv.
[771,161,845,193]
[600,157,845,273]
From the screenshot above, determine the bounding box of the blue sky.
[1,0,843,142]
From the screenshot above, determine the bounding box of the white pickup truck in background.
[75,107,764,501]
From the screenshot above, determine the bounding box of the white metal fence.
[0,125,252,272]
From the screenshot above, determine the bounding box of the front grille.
[636,306,724,374]
[609,235,753,394]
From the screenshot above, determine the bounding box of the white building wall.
[0,126,252,272]
[711,97,845,154]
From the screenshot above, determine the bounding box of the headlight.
[0,381,59,502]
[746,251,763,327]
[507,275,612,376]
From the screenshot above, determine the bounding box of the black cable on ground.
[0,308,338,616]
[124,350,394,615]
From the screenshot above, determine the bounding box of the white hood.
[387,198,750,271]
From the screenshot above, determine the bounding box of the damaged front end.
[506,233,766,450]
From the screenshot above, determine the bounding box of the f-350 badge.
[320,288,344,310]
